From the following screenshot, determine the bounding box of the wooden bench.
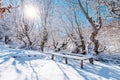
[46,52,94,69]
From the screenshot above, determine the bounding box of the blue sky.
[2,0,119,28]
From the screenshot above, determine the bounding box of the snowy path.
[0,45,120,80]
[0,58,85,80]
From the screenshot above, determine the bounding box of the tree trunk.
[4,36,8,44]
[90,31,99,54]
[78,0,102,55]
[79,32,86,54]
[40,42,45,52]
[4,36,12,44]
[40,28,48,52]
[81,40,86,54]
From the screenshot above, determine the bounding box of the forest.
[0,0,120,80]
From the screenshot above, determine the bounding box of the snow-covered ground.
[0,45,120,80]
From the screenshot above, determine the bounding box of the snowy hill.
[0,45,120,80]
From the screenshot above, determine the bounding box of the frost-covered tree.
[0,0,19,45]
[79,0,102,55]
[102,0,120,18]
[36,0,54,52]
[0,20,11,44]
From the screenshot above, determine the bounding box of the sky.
[1,0,119,29]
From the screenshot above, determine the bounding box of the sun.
[24,5,39,20]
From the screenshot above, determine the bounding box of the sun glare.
[24,5,39,20]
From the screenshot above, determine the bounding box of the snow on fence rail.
[45,52,94,69]
[12,51,94,69]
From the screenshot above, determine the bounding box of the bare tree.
[0,21,12,44]
[37,0,53,52]
[76,0,102,55]
[103,0,120,18]
[60,1,86,54]
[6,0,39,49]
[0,0,19,18]
[51,31,59,52]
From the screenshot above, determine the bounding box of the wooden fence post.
[65,57,68,64]
[89,58,94,64]
[51,54,54,60]
[81,60,83,69]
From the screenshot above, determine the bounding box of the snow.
[0,45,120,80]
[45,52,93,60]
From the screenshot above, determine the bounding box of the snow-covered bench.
[45,52,94,69]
